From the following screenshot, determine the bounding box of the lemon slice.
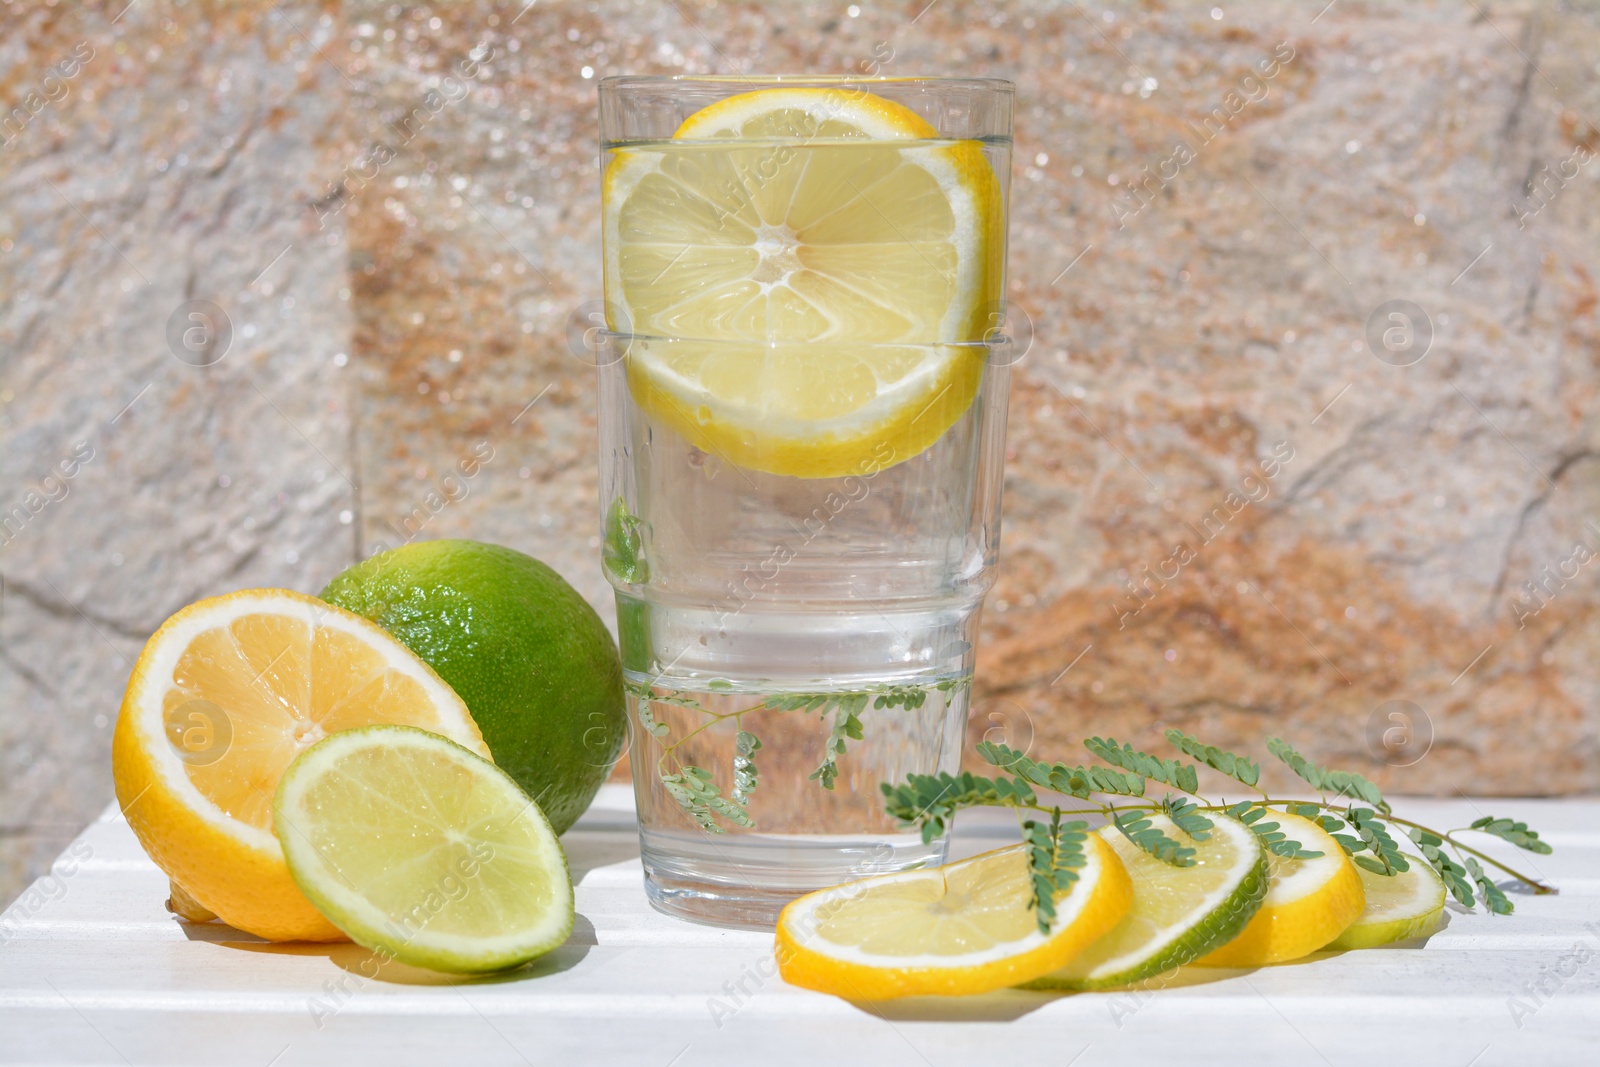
[602,87,1004,478]
[275,725,574,974]
[1195,812,1365,966]
[111,589,489,941]
[1329,851,1445,949]
[1027,813,1267,991]
[775,838,1131,1000]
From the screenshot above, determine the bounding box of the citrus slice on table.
[111,589,489,941]
[1328,851,1445,949]
[275,725,574,974]
[775,838,1131,999]
[1195,812,1365,967]
[1026,813,1267,991]
[602,87,1006,478]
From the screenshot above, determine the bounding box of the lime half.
[1329,853,1445,949]
[1026,814,1267,991]
[274,725,574,974]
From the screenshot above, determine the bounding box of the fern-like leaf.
[1225,802,1325,860]
[661,765,752,833]
[1463,856,1514,915]
[1346,807,1409,875]
[732,730,761,804]
[1021,809,1089,934]
[635,702,671,739]
[1407,826,1475,907]
[1264,737,1388,811]
[976,741,1145,798]
[1086,737,1200,794]
[880,770,1036,843]
[1162,796,1214,840]
[809,692,870,789]
[1468,816,1553,855]
[1164,729,1260,788]
[1112,809,1196,866]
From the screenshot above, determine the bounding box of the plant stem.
[655,709,740,774]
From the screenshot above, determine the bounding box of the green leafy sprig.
[1022,809,1089,932]
[635,677,971,832]
[878,731,1556,932]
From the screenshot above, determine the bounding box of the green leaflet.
[732,731,761,804]
[809,692,869,790]
[975,741,1146,798]
[1165,729,1261,788]
[1225,801,1324,860]
[1022,809,1089,935]
[1162,796,1214,840]
[635,702,670,739]
[1111,809,1196,867]
[660,765,752,833]
[1265,737,1388,811]
[1469,816,1553,854]
[1346,807,1410,876]
[1407,826,1477,907]
[1464,856,1514,915]
[880,770,1036,844]
[1085,736,1200,794]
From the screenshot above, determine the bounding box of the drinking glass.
[594,75,1014,926]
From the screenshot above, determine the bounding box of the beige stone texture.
[3,0,1598,904]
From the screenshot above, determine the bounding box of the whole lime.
[319,540,624,834]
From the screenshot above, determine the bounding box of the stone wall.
[3,0,1597,904]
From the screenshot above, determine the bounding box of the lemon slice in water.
[602,87,1004,478]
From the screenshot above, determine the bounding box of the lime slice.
[1328,851,1445,949]
[602,87,1004,478]
[1195,812,1364,966]
[777,838,1132,999]
[1026,814,1267,991]
[274,725,574,974]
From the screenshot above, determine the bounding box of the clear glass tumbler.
[594,75,1014,926]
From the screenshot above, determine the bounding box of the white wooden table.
[3,787,1597,1066]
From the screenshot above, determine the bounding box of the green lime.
[275,725,573,974]
[319,540,625,834]
[1328,851,1445,949]
[1026,813,1268,991]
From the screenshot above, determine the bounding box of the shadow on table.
[563,828,642,884]
[212,913,597,985]
[854,963,1260,1022]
